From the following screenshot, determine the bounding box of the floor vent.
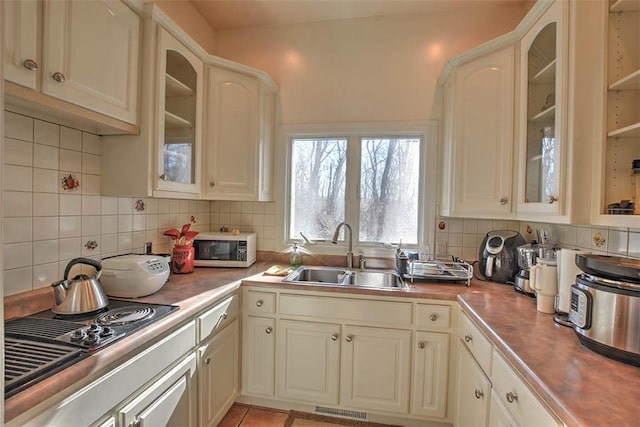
[313,406,368,420]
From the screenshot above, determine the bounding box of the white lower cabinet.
[198,319,240,427]
[488,393,518,427]
[118,353,197,427]
[242,316,276,397]
[411,331,450,418]
[277,320,341,405]
[454,343,491,427]
[341,325,412,414]
[240,287,454,423]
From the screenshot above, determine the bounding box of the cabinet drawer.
[491,351,561,427]
[459,312,493,375]
[280,294,412,325]
[198,293,239,342]
[415,304,451,329]
[245,290,276,315]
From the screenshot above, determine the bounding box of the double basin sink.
[283,265,405,289]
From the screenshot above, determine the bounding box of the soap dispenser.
[290,242,302,267]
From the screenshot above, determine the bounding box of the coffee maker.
[478,230,525,284]
[515,243,537,295]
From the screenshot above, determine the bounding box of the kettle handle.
[64,257,103,280]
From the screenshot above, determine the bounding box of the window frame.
[277,121,437,257]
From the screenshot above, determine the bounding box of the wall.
[2,111,211,296]
[149,0,217,53]
[213,4,530,124]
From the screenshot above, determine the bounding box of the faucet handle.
[358,252,367,270]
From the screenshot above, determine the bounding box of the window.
[287,125,428,248]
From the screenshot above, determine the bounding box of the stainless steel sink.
[283,266,405,289]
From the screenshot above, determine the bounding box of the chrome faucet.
[331,222,353,268]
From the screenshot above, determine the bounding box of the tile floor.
[219,403,290,427]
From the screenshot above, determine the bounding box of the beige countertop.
[4,264,639,426]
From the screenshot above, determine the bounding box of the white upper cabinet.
[592,0,640,227]
[203,66,275,201]
[155,27,203,196]
[3,0,141,130]
[3,0,39,89]
[440,45,515,218]
[516,0,566,217]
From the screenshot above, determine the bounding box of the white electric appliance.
[193,232,256,267]
[100,254,171,298]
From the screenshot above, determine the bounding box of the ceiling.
[189,0,532,31]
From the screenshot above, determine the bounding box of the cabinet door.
[454,344,491,427]
[3,0,38,89]
[411,331,450,418]
[198,319,239,427]
[341,325,411,414]
[442,45,515,217]
[277,320,340,405]
[119,353,197,427]
[42,0,140,124]
[155,27,203,196]
[242,316,276,396]
[204,66,259,200]
[517,0,567,216]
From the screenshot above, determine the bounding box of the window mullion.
[344,134,361,245]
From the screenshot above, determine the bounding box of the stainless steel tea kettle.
[51,257,109,315]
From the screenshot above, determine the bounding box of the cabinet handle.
[464,334,472,343]
[203,356,211,365]
[209,181,215,187]
[23,59,38,71]
[159,173,166,181]
[331,333,339,341]
[548,195,558,204]
[474,389,484,399]
[345,335,354,343]
[430,313,438,321]
[256,299,263,307]
[52,72,65,83]
[506,391,518,403]
[418,341,426,349]
[130,418,141,427]
[265,326,273,334]
[500,197,508,205]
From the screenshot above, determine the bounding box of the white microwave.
[193,232,256,267]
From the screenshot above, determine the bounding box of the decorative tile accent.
[134,199,145,212]
[61,173,80,191]
[84,240,98,251]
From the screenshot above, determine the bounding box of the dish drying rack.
[404,256,473,286]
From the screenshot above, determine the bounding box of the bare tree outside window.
[359,138,420,244]
[290,138,347,240]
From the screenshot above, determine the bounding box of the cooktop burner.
[4,299,178,398]
[97,306,155,326]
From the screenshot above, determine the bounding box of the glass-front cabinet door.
[517,0,566,216]
[155,27,203,196]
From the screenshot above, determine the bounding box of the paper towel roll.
[556,248,588,313]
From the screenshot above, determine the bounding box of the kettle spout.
[51,280,69,305]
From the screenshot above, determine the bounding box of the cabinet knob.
[548,195,558,204]
[23,59,38,71]
[203,356,211,365]
[209,181,215,187]
[52,72,65,83]
[265,326,273,334]
[506,391,518,403]
[256,299,263,307]
[331,333,339,341]
[474,389,484,399]
[418,341,426,349]
[500,197,508,205]
[430,313,438,322]
[345,335,354,343]
[464,334,472,343]
[131,418,141,427]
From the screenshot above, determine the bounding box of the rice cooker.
[569,254,640,367]
[100,254,171,298]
